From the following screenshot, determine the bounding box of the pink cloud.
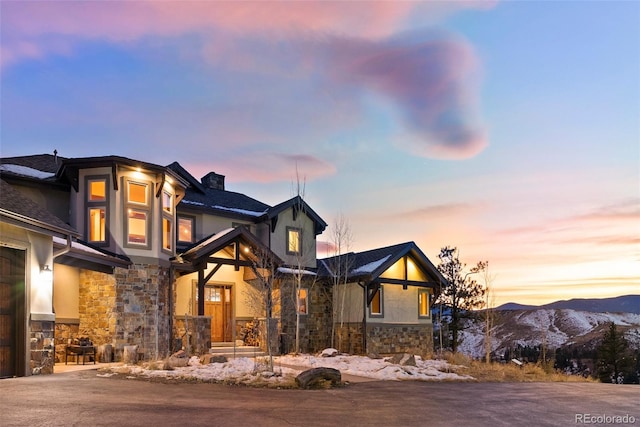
[326,34,487,159]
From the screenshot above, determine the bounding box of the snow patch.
[351,255,391,275]
[0,164,55,179]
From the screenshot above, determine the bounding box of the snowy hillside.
[457,309,640,360]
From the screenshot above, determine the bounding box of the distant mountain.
[496,295,640,314]
[458,309,640,360]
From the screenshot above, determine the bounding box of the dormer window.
[287,227,302,255]
[124,178,151,248]
[85,176,109,245]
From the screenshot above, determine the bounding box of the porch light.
[40,264,53,288]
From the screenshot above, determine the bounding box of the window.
[370,286,383,317]
[418,289,431,318]
[128,181,147,205]
[86,176,109,245]
[177,215,195,244]
[162,191,172,214]
[124,179,150,248]
[297,288,308,314]
[161,189,174,253]
[127,209,148,244]
[88,207,106,242]
[287,227,302,255]
[162,217,172,251]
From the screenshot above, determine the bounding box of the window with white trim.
[177,215,195,244]
[161,190,174,252]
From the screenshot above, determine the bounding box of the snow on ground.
[103,352,472,386]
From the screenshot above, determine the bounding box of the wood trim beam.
[377,278,436,288]
[206,257,252,267]
[366,282,380,306]
[112,164,118,191]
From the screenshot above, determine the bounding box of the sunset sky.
[1,1,638,306]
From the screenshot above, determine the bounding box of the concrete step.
[209,345,266,358]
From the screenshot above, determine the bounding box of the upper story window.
[287,227,302,255]
[161,190,174,253]
[177,215,195,244]
[162,191,173,214]
[85,176,109,245]
[418,289,431,318]
[124,178,151,248]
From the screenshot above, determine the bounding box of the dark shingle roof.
[266,196,327,235]
[318,241,445,284]
[0,153,66,174]
[0,179,78,236]
[180,187,271,219]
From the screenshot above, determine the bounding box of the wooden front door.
[204,286,232,343]
[0,247,26,378]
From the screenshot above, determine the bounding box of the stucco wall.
[53,263,80,320]
[270,206,317,268]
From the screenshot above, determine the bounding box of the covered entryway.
[204,285,233,342]
[0,247,26,379]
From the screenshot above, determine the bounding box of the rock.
[123,345,139,365]
[167,355,189,368]
[295,367,341,389]
[320,348,338,357]
[388,353,416,367]
[200,354,227,364]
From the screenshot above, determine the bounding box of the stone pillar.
[30,319,55,375]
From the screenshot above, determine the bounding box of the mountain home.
[0,153,444,377]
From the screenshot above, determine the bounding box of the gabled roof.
[166,162,206,194]
[318,241,446,286]
[0,179,79,237]
[175,226,282,268]
[266,196,328,235]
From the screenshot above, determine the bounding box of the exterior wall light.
[40,264,53,287]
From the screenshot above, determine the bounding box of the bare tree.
[324,213,354,351]
[244,244,278,371]
[481,263,496,363]
[288,170,319,354]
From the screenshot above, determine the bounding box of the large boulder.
[295,367,341,389]
[387,353,416,367]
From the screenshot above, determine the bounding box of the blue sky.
[1,1,638,305]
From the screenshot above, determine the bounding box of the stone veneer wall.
[54,322,79,363]
[334,323,434,356]
[334,323,365,354]
[279,279,333,354]
[366,323,434,357]
[30,320,55,375]
[173,316,211,355]
[78,264,171,362]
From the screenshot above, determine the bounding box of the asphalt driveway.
[1,370,638,427]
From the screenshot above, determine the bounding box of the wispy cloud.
[1,1,490,165]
